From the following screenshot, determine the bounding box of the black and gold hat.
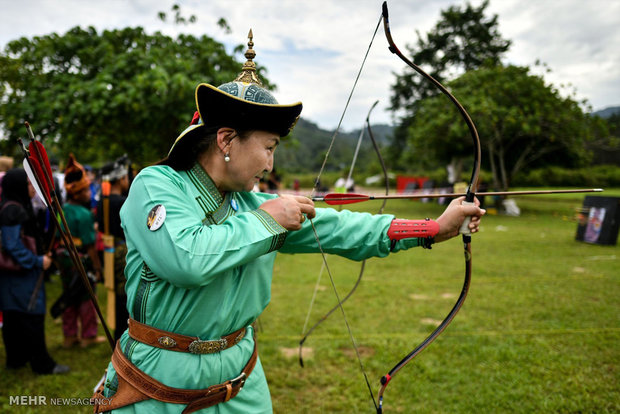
[168,30,303,158]
[101,154,129,181]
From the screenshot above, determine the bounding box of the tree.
[158,3,197,26]
[388,0,510,170]
[587,112,620,166]
[0,26,270,165]
[405,65,599,191]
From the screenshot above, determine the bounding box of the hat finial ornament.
[234,29,263,86]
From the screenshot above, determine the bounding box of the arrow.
[314,189,604,205]
[21,122,115,351]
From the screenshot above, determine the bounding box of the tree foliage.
[406,65,601,190]
[158,3,197,26]
[0,26,268,165]
[587,111,620,165]
[390,0,510,113]
[388,0,510,170]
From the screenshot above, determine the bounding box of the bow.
[296,1,486,409]
[302,3,481,409]
[375,2,481,412]
[299,100,389,366]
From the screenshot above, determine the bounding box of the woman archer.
[93,35,484,413]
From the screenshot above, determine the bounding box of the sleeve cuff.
[390,237,423,252]
[251,209,288,252]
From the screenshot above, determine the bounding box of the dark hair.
[0,168,38,237]
[1,168,31,207]
[158,127,254,171]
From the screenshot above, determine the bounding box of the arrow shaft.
[314,188,603,204]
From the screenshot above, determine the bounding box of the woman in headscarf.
[0,168,69,374]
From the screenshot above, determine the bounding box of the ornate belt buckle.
[158,336,177,349]
[188,338,228,354]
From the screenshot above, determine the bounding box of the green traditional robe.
[100,163,420,413]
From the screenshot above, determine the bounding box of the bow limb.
[365,100,390,211]
[376,3,481,412]
[299,100,388,366]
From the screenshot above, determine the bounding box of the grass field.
[1,189,618,413]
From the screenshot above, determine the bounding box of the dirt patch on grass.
[420,318,443,326]
[340,345,375,359]
[280,346,314,360]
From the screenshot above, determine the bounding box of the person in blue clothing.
[85,164,102,212]
[0,168,69,374]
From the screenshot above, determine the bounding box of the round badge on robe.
[230,198,238,211]
[147,204,166,231]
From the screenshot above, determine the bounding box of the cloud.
[489,0,620,111]
[1,0,618,130]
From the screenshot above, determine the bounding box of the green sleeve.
[279,207,420,260]
[77,206,96,246]
[120,168,287,288]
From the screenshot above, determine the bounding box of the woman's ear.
[216,128,237,154]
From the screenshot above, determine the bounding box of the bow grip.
[458,201,476,236]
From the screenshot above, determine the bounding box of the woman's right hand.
[259,195,316,231]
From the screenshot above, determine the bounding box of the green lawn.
[1,189,618,413]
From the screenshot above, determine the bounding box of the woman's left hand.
[435,196,486,243]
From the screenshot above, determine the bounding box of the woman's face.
[224,130,279,192]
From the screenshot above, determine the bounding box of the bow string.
[304,13,384,411]
[299,100,388,367]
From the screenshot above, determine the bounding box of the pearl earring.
[224,153,230,162]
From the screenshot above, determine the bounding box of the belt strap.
[128,318,245,354]
[93,340,258,413]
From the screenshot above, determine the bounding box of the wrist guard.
[388,218,439,251]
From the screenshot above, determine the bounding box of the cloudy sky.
[1,0,619,131]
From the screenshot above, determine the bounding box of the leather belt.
[127,318,245,354]
[93,340,258,413]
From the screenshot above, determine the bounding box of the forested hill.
[274,118,393,173]
[592,106,620,118]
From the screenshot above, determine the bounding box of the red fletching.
[322,193,370,205]
[29,141,55,190]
